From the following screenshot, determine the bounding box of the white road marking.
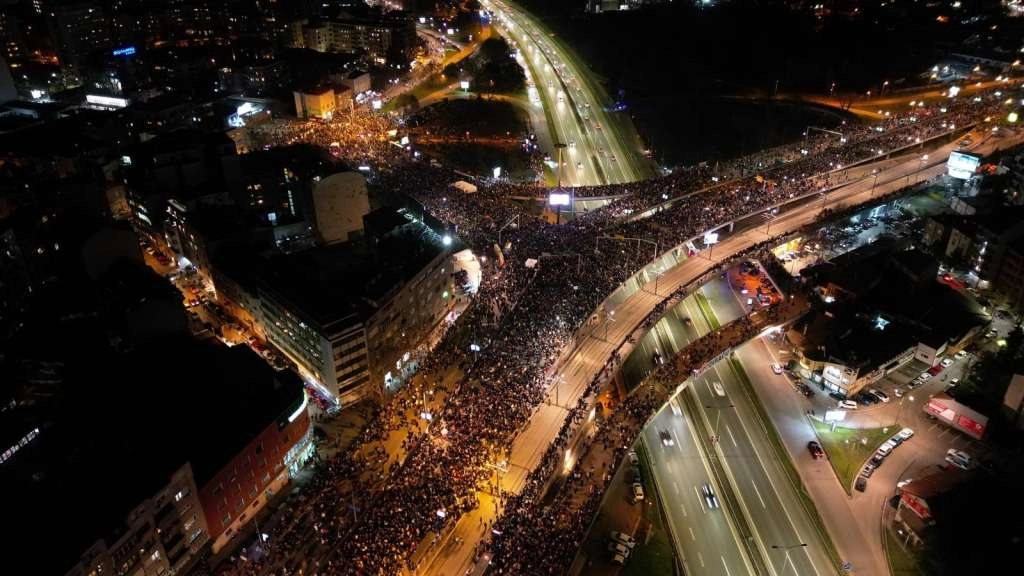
[673,481,680,494]
[722,555,733,576]
[681,502,688,517]
[689,527,696,541]
[698,552,705,567]
[695,485,706,514]
[726,424,738,447]
[751,479,767,509]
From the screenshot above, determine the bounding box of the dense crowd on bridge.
[206,82,1020,575]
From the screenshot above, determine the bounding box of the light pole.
[771,543,808,576]
[908,154,929,184]
[871,169,880,197]
[895,395,915,426]
[706,403,735,443]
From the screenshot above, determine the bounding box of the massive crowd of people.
[208,82,1019,575]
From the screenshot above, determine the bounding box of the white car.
[893,388,904,398]
[771,363,784,375]
[701,483,720,509]
[919,372,933,382]
[610,531,637,548]
[837,400,858,410]
[955,350,968,360]
[869,389,890,403]
[631,482,645,502]
[712,381,726,397]
[941,358,954,368]
[897,427,914,441]
[627,450,639,466]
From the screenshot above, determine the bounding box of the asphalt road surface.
[423,129,1024,576]
[483,0,654,186]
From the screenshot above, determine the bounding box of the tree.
[443,63,461,79]
[394,93,420,112]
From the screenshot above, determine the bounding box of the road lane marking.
[726,424,738,447]
[751,479,767,509]
[694,485,706,514]
[681,502,688,517]
[722,555,733,576]
[698,552,705,567]
[689,527,696,541]
[673,481,679,494]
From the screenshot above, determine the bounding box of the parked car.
[807,440,826,459]
[631,483,645,502]
[869,389,890,403]
[945,449,973,470]
[612,552,628,566]
[610,531,637,548]
[941,358,954,368]
[919,372,933,382]
[608,542,631,556]
[701,483,720,509]
[955,350,968,360]
[861,464,875,477]
[837,400,858,410]
[897,427,914,441]
[855,476,868,492]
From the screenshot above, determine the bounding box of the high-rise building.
[48,1,110,69]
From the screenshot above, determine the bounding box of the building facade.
[65,463,210,576]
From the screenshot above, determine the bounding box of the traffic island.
[809,418,893,494]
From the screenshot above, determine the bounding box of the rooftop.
[1,338,304,575]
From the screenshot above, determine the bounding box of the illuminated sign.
[947,151,980,180]
[86,94,129,108]
[703,231,719,245]
[549,192,571,206]
[112,46,136,57]
[824,410,847,422]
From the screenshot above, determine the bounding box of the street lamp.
[706,403,735,443]
[871,169,880,197]
[771,543,808,576]
[895,395,915,426]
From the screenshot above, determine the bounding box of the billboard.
[549,192,571,206]
[86,94,129,108]
[947,152,980,180]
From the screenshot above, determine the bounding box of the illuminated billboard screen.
[947,152,980,180]
[549,193,571,206]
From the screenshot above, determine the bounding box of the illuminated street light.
[442,234,453,246]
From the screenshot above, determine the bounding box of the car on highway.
[837,400,858,410]
[659,429,674,447]
[627,450,639,466]
[610,531,637,548]
[771,363,784,375]
[869,389,890,403]
[701,483,720,509]
[576,162,583,172]
[568,139,575,148]
[807,440,826,459]
[630,482,645,503]
[712,381,726,397]
[652,351,664,366]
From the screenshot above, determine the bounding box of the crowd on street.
[201,81,1020,575]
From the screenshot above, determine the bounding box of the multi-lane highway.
[482,0,654,186]
[421,125,1022,576]
[624,271,835,576]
